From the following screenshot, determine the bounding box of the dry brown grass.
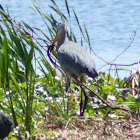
[38,115,140,140]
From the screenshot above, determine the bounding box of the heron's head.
[52,23,67,50]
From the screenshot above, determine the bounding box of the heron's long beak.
[48,33,59,52]
[52,27,63,46]
[52,34,58,46]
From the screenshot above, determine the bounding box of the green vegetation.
[0,0,139,139]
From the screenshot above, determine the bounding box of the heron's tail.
[86,68,98,79]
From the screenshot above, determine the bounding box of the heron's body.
[57,41,97,79]
[50,23,98,115]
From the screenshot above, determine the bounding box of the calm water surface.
[1,0,140,77]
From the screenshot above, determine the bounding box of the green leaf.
[102,85,114,94]
[118,97,124,103]
[2,38,8,61]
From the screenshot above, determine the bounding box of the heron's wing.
[58,41,98,78]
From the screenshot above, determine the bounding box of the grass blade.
[65,0,70,18]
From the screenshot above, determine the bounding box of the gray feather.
[58,41,98,78]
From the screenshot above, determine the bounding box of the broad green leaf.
[102,85,114,94]
[118,97,124,103]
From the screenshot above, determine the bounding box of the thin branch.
[98,30,137,70]
[108,69,131,72]
[109,61,140,67]
[82,82,134,114]
[111,30,137,63]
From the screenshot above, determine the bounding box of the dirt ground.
[39,116,140,140]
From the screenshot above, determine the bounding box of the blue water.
[1,0,140,78]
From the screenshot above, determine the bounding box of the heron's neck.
[56,31,66,51]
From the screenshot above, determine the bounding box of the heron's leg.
[80,75,88,116]
[69,74,83,115]
[80,86,83,116]
[65,74,70,92]
[80,85,88,116]
[65,74,71,115]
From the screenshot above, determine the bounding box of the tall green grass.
[0,5,37,137]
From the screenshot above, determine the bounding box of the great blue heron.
[0,112,13,139]
[48,23,98,116]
